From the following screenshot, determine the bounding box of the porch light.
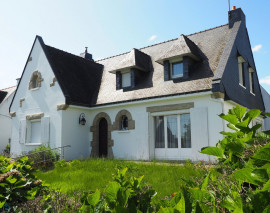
[79,113,86,125]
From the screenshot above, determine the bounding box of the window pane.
[154,116,165,148]
[181,114,191,148]
[172,62,183,77]
[122,72,131,88]
[31,121,41,143]
[167,115,178,148]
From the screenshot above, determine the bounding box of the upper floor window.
[238,56,246,87]
[171,62,183,79]
[249,68,255,94]
[122,71,131,88]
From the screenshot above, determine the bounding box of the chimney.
[80,47,93,61]
[16,78,20,86]
[228,7,246,28]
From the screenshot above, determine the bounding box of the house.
[0,86,16,153]
[9,7,265,161]
[261,86,270,130]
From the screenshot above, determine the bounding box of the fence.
[15,145,71,165]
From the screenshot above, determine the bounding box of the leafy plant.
[0,155,48,209]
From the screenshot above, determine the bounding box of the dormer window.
[171,61,183,79]
[122,71,131,88]
[238,56,246,87]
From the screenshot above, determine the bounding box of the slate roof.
[41,43,104,106]
[108,48,152,73]
[156,34,202,64]
[0,91,7,104]
[95,24,232,106]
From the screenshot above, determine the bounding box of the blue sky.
[0,0,270,93]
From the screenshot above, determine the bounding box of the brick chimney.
[80,47,93,61]
[229,7,246,28]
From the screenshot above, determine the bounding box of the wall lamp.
[79,113,86,125]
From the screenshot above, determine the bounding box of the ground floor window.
[154,113,191,149]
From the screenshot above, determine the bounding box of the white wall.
[83,92,225,162]
[261,86,270,130]
[0,88,16,152]
[10,39,65,157]
[61,107,91,161]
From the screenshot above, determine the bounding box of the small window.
[171,62,183,79]
[249,68,255,94]
[121,116,129,130]
[29,70,43,90]
[238,56,246,87]
[122,72,131,88]
[30,120,41,143]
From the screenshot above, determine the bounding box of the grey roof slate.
[156,34,202,64]
[108,48,152,73]
[95,24,232,105]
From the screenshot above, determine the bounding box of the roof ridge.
[96,23,228,62]
[45,45,95,64]
[0,85,16,91]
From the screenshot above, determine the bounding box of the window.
[171,62,183,79]
[154,113,191,149]
[122,72,131,88]
[238,56,246,87]
[30,120,41,143]
[121,116,129,130]
[249,68,255,94]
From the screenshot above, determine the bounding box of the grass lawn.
[36,159,204,201]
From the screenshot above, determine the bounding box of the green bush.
[160,106,270,212]
[22,145,60,169]
[0,155,48,210]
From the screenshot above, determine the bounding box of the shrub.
[22,145,60,169]
[0,155,48,210]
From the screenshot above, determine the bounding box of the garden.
[1,105,270,212]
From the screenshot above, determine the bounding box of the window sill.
[239,83,246,89]
[116,130,131,133]
[30,87,40,91]
[25,143,42,146]
[250,92,255,96]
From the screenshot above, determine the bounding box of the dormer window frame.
[170,57,184,79]
[238,56,246,88]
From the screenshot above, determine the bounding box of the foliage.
[22,145,60,169]
[160,105,270,212]
[80,167,157,212]
[2,143,10,156]
[0,155,48,210]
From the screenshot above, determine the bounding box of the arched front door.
[99,118,108,157]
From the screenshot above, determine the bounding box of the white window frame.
[25,119,42,145]
[238,56,246,88]
[170,57,183,79]
[249,68,255,95]
[152,109,191,149]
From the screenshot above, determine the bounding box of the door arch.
[99,118,108,157]
[90,112,114,158]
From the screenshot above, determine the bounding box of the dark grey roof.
[95,24,232,105]
[40,40,104,106]
[108,48,151,73]
[0,91,7,104]
[156,34,201,64]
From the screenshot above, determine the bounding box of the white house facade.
[0,86,16,152]
[10,8,266,161]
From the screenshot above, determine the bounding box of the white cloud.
[260,76,270,85]
[149,35,157,42]
[252,44,262,52]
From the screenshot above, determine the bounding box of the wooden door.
[99,118,108,157]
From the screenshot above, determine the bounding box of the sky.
[0,0,270,93]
